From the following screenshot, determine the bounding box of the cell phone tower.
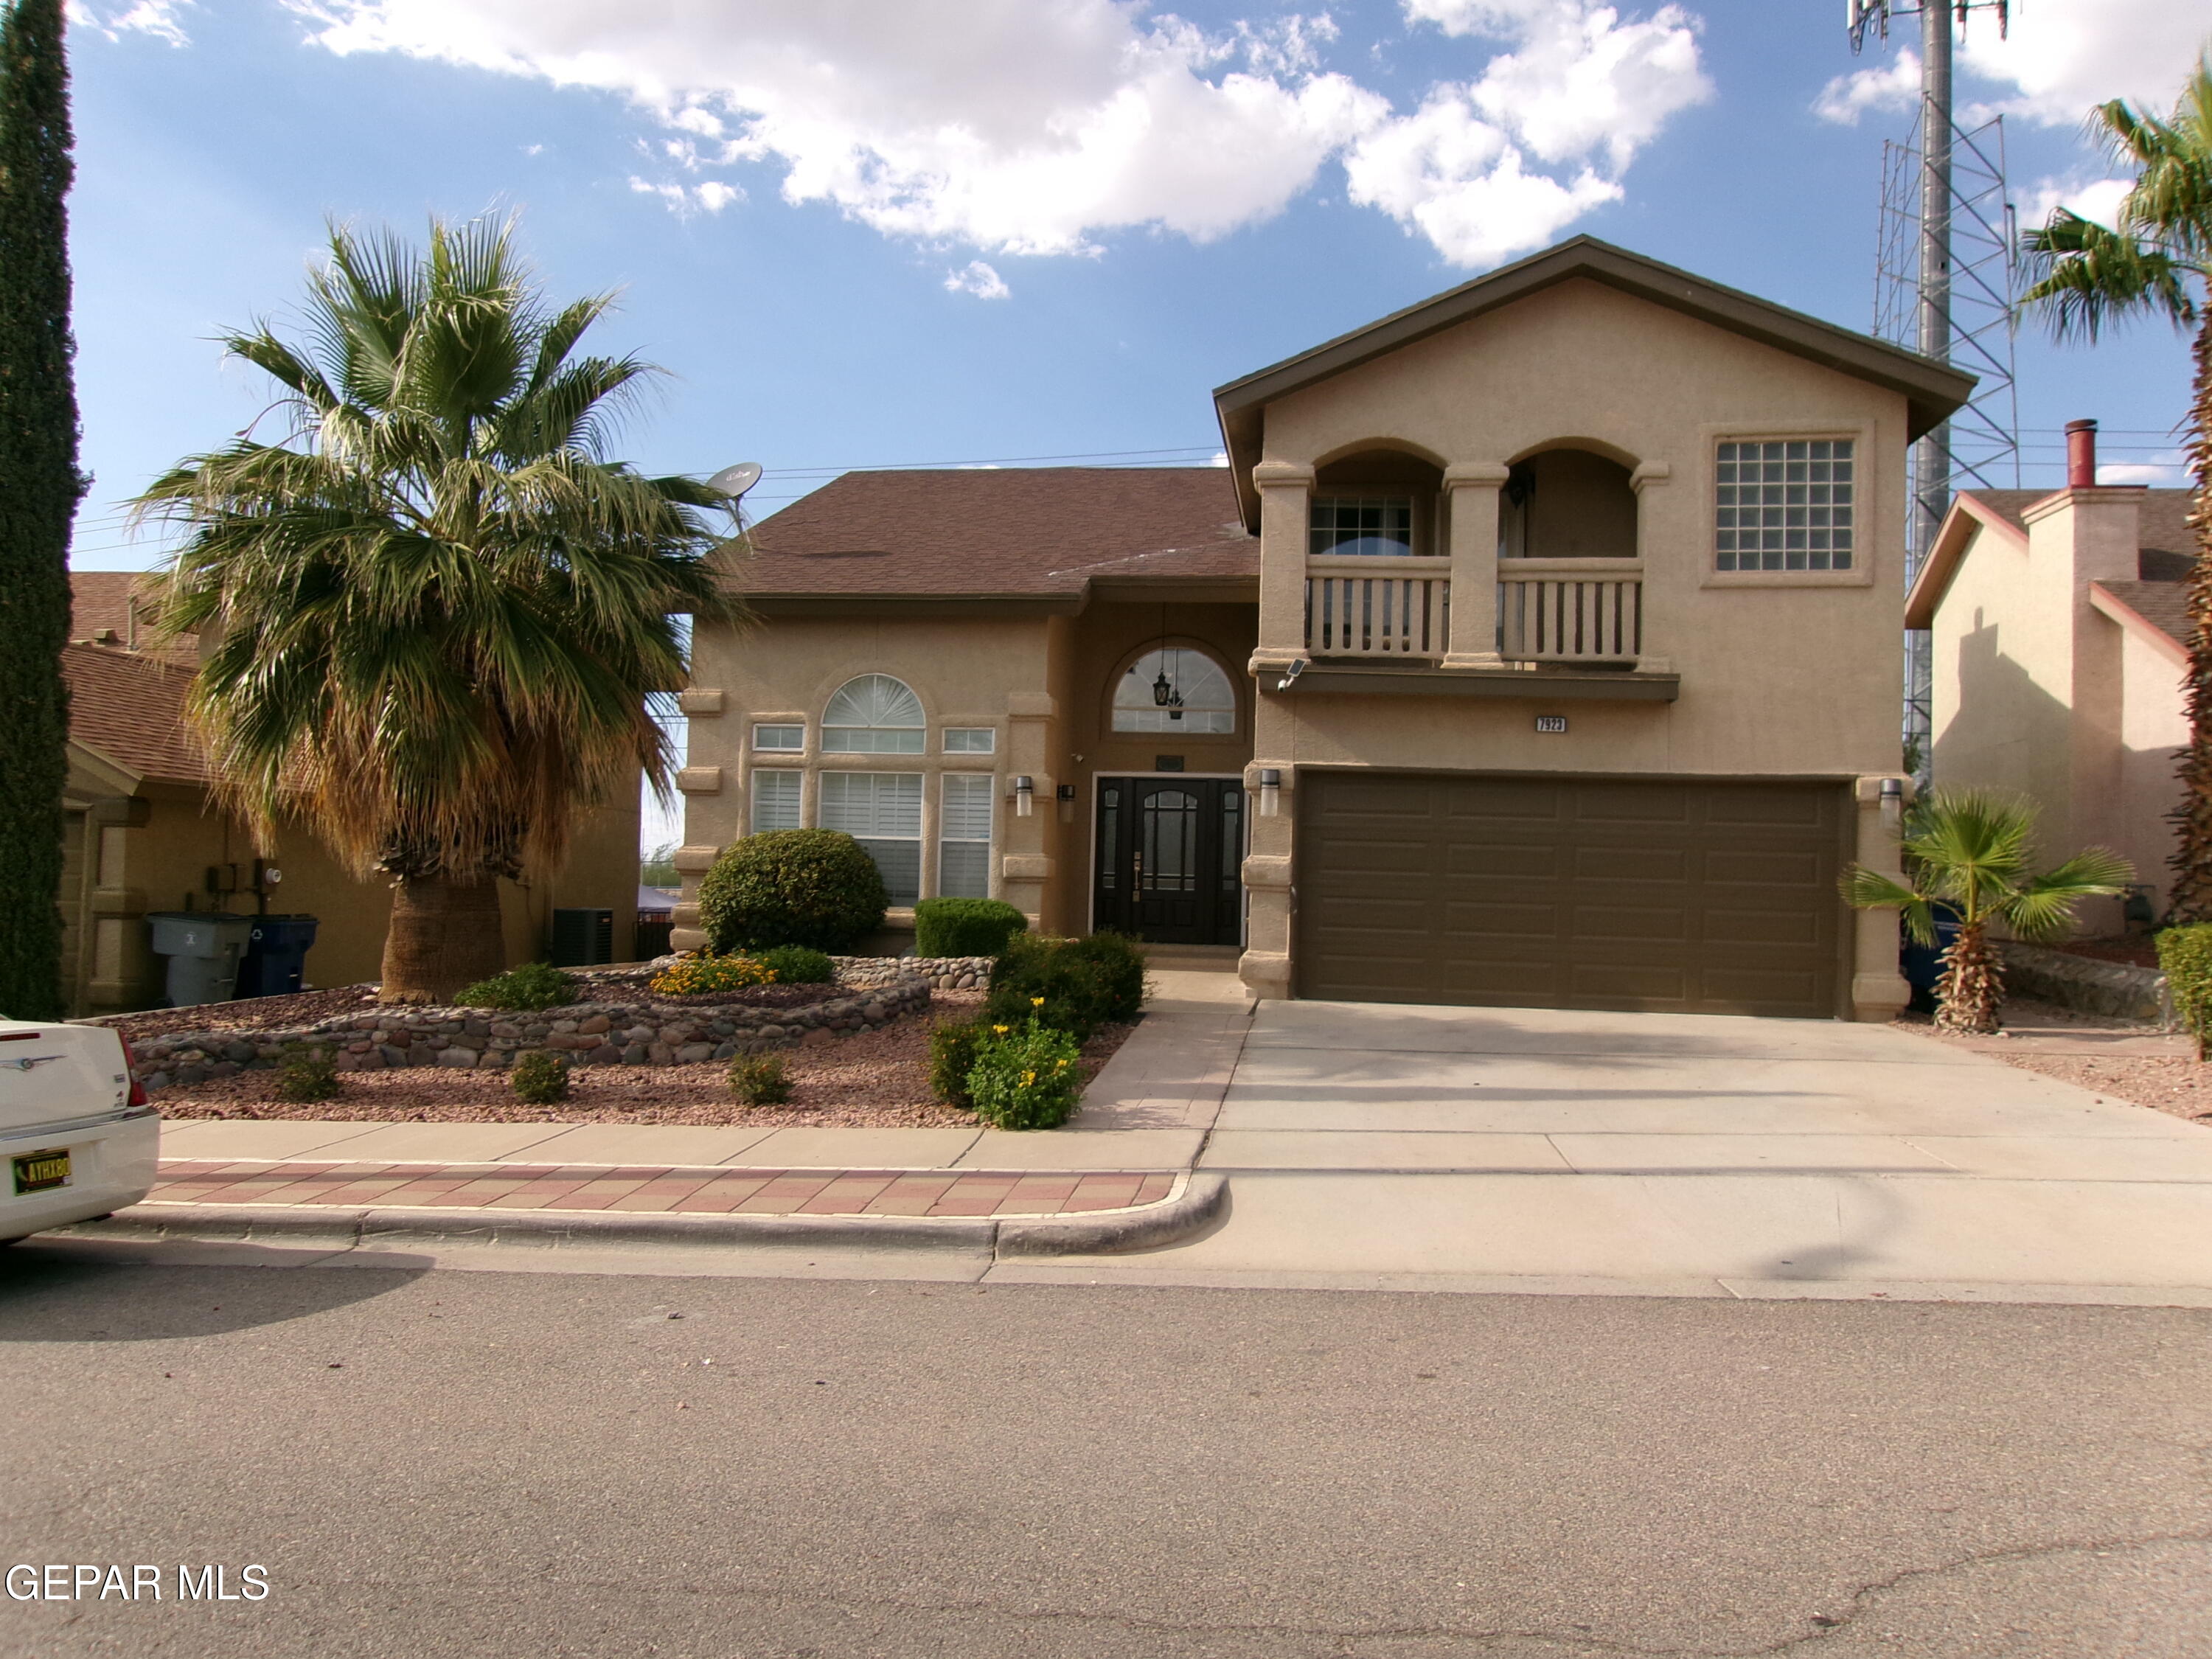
[1848,0,2021,777]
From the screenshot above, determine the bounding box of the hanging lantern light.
[1152,665,1173,706]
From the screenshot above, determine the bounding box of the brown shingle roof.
[2098,579,2191,647]
[69,569,198,667]
[737,468,1253,598]
[62,642,209,784]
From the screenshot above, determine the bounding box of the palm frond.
[1843,866,1940,945]
[2019,212,2195,341]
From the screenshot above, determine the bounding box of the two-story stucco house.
[672,237,1972,1021]
[1905,420,2196,928]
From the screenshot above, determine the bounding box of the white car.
[0,1019,159,1245]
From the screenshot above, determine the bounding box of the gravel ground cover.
[1896,995,2212,1127]
[149,992,1139,1128]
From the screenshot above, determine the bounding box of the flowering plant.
[965,1001,1083,1130]
[650,951,776,996]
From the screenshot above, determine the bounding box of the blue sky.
[57,0,2212,847]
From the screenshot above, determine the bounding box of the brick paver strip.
[145,1160,1180,1220]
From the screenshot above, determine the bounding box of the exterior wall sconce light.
[1258,768,1282,818]
[1012,775,1034,818]
[1057,782,1077,824]
[1879,776,1904,835]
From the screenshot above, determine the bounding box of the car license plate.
[12,1149,69,1194]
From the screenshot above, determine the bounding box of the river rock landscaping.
[96,956,998,1093]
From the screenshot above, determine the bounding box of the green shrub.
[758,945,836,985]
[928,1019,987,1110]
[509,1049,571,1105]
[2158,925,2212,1056]
[455,960,577,1012]
[913,897,1029,959]
[698,829,888,953]
[966,1018,1084,1130]
[728,1052,793,1106]
[275,1043,340,1102]
[650,951,774,995]
[984,931,1148,1041]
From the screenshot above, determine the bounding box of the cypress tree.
[0,0,83,1020]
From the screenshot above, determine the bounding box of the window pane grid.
[1714,439,1854,571]
[821,772,922,905]
[943,727,995,754]
[1309,495,1413,558]
[939,773,994,899]
[753,724,803,751]
[751,769,801,833]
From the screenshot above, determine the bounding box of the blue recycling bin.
[1899,905,1961,1015]
[234,914,320,998]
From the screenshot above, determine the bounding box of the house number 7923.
[1534,714,1568,734]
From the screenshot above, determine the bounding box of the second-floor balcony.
[1303,556,1644,665]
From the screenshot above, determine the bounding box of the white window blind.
[751,769,801,833]
[821,771,923,905]
[939,773,995,899]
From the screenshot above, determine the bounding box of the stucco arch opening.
[1312,447,1447,559]
[1107,641,1239,736]
[1500,444,1638,560]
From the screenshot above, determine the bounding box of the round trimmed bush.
[759,945,836,984]
[699,829,888,953]
[914,897,1028,959]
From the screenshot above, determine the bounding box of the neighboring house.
[675,237,1972,1020]
[1905,423,2194,928]
[59,572,641,1015]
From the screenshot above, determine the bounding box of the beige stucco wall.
[676,599,1256,947]
[1237,276,1913,1017]
[61,752,640,1015]
[1927,489,2169,929]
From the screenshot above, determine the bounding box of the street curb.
[66,1172,1227,1259]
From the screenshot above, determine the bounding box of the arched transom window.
[1113,648,1235,735]
[824,674,925,753]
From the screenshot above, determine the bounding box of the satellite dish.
[707,462,762,500]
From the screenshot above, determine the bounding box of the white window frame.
[750,768,803,833]
[1714,437,1856,574]
[938,773,996,899]
[823,674,925,754]
[943,727,996,754]
[752,723,804,752]
[819,771,923,906]
[1113,647,1238,736]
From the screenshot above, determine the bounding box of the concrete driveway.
[1004,998,2212,1304]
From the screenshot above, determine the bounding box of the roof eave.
[1904,492,2034,627]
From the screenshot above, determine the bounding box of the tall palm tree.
[1845,790,2130,1034]
[135,215,743,1004]
[2019,55,2212,917]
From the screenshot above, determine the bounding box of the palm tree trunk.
[378,874,507,1005]
[2165,310,2212,922]
[1934,920,2003,1034]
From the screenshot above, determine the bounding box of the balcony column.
[1441,462,1509,671]
[1253,460,1315,664]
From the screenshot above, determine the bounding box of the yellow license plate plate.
[12,1150,69,1194]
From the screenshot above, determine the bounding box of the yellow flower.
[992,1023,1010,1035]
[1030,996,1046,1007]
[1020,1071,1037,1087]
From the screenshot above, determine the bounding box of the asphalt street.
[1,1242,2208,1658]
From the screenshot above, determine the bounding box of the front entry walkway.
[1000,999,2212,1304]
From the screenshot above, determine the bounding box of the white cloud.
[285,0,1708,274]
[1349,1,1705,265]
[2020,174,2135,231]
[1816,0,2212,131]
[1813,48,1919,126]
[944,260,1011,299]
[68,0,192,46]
[627,175,740,216]
[2098,462,2186,486]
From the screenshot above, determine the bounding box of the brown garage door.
[1297,773,1848,1018]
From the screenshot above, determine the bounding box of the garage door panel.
[1299,771,1843,1018]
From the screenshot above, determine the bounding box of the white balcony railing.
[1498,560,1642,663]
[1304,555,1450,658]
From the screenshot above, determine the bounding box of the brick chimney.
[2065,418,2098,489]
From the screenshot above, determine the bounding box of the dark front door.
[1094,777,1244,946]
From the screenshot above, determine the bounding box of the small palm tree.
[135,215,742,1004]
[1846,790,2131,1034]
[2018,56,2212,917]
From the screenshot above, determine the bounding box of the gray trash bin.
[147,912,255,1008]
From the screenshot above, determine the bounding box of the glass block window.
[1715,439,1854,571]
[820,771,922,905]
[1113,647,1236,734]
[944,727,995,754]
[751,768,801,833]
[939,773,995,899]
[1309,496,1413,557]
[753,723,803,751]
[823,674,925,754]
